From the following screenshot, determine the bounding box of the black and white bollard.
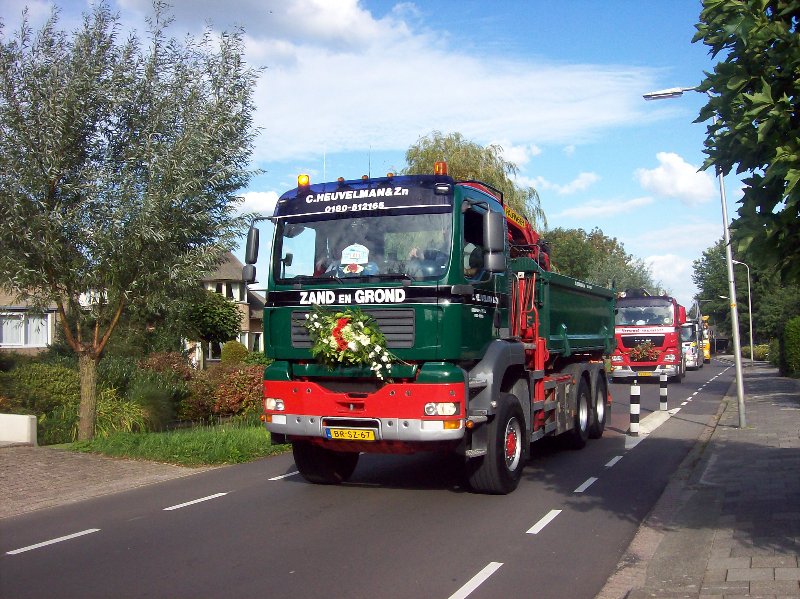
[659,373,668,411]
[629,378,640,436]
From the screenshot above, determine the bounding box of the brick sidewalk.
[0,446,210,519]
[599,362,800,599]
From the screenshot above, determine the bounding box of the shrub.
[741,344,770,361]
[98,355,139,396]
[178,370,216,423]
[212,364,264,417]
[0,362,79,415]
[127,372,176,430]
[769,338,781,368]
[243,351,272,366]
[785,316,800,376]
[140,351,194,381]
[220,341,248,365]
[38,387,149,445]
[0,351,35,372]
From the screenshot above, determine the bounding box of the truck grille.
[291,309,415,348]
[621,335,665,348]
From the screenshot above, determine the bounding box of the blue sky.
[2,0,738,308]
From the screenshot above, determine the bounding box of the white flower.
[348,341,357,350]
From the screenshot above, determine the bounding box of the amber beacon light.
[434,161,448,176]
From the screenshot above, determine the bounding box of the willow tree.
[404,131,547,230]
[0,4,259,439]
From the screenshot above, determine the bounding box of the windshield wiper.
[289,274,344,285]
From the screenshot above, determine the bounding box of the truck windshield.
[615,301,675,326]
[680,325,697,342]
[273,212,452,283]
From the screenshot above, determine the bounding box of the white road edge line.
[269,471,300,481]
[605,455,623,468]
[527,509,562,534]
[448,561,503,599]
[574,477,598,493]
[164,492,227,511]
[7,529,101,555]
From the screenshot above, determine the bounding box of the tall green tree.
[0,4,259,439]
[544,227,658,291]
[693,0,800,283]
[404,131,547,230]
[184,290,242,370]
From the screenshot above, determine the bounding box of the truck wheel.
[467,394,526,495]
[292,441,359,485]
[564,376,590,449]
[588,376,608,439]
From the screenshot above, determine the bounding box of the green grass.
[70,421,290,466]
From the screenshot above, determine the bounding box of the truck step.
[465,448,487,457]
[468,376,488,389]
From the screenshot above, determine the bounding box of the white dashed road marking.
[448,562,503,599]
[574,477,598,493]
[7,529,101,555]
[163,493,227,511]
[527,509,562,534]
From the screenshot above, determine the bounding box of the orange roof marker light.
[297,173,310,187]
[434,161,448,176]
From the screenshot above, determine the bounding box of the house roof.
[201,251,245,282]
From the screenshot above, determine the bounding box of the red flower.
[332,317,350,351]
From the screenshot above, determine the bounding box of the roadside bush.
[243,351,272,366]
[212,365,263,417]
[741,344,770,361]
[769,338,781,368]
[0,351,35,372]
[140,351,194,381]
[220,341,248,365]
[38,387,149,445]
[177,370,216,423]
[784,316,800,376]
[127,371,178,430]
[98,355,139,396]
[0,363,79,415]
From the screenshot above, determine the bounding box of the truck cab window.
[463,207,487,280]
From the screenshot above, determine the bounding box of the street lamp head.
[642,86,697,101]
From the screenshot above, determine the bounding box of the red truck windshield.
[615,299,675,326]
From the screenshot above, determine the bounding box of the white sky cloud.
[552,195,653,219]
[635,152,716,206]
[644,253,697,307]
[239,190,279,217]
[491,140,542,166]
[533,172,600,196]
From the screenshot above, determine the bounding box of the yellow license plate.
[637,372,652,377]
[325,428,376,441]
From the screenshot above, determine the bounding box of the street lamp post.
[643,86,746,427]
[732,260,754,363]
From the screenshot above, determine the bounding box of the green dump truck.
[244,162,616,494]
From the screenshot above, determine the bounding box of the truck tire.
[292,441,359,485]
[467,393,526,495]
[588,375,608,439]
[564,375,590,449]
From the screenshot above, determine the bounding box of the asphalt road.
[0,361,734,599]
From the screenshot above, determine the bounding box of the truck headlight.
[611,355,624,363]
[424,402,459,416]
[265,397,285,411]
[663,353,676,362]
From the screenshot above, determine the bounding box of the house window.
[251,333,261,352]
[207,341,222,361]
[0,313,51,348]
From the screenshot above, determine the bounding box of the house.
[0,252,264,360]
[0,288,57,355]
[193,251,265,363]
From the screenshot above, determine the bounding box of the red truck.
[610,288,687,383]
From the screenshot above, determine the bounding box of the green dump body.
[512,258,616,358]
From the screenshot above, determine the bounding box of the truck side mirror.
[245,226,259,265]
[678,305,687,325]
[484,211,505,253]
[243,264,256,284]
[484,251,506,273]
